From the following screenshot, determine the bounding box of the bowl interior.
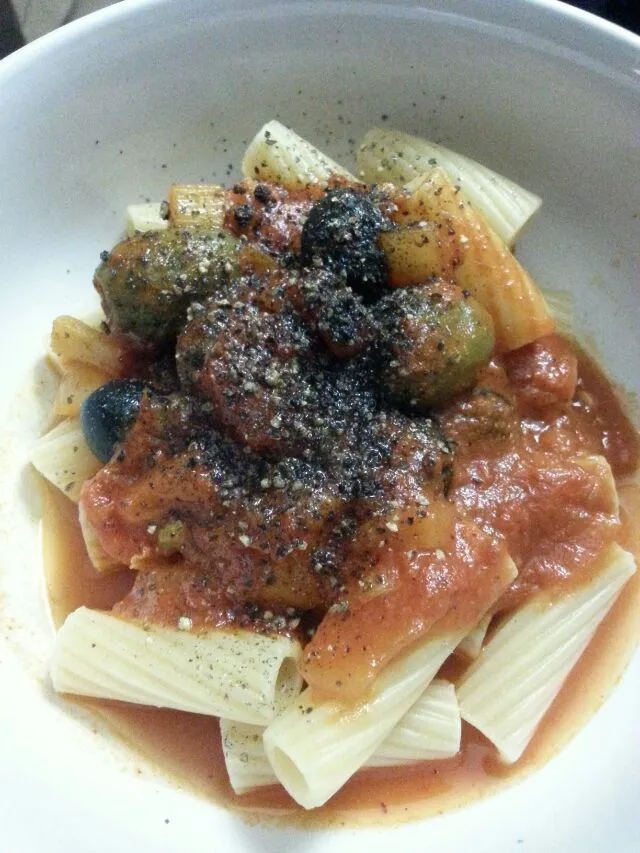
[0,2,638,851]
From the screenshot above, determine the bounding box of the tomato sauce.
[42,484,640,828]
[301,518,510,702]
[445,338,638,611]
[41,334,640,826]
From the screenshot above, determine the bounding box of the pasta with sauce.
[221,679,462,795]
[32,121,639,813]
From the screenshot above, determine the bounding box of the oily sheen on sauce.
[41,346,640,827]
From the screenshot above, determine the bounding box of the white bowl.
[1,2,639,851]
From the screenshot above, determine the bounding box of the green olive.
[157,519,186,554]
[94,228,240,346]
[376,281,495,409]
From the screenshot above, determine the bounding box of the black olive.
[300,188,387,302]
[80,379,148,463]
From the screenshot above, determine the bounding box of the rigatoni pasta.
[166,184,226,231]
[125,202,169,236]
[384,169,555,351]
[262,553,516,808]
[77,502,123,572]
[36,121,639,816]
[455,613,492,661]
[220,679,461,794]
[51,607,304,725]
[51,361,112,420]
[456,545,636,763]
[220,719,278,795]
[363,678,461,767]
[263,631,469,809]
[356,126,541,246]
[50,315,126,375]
[242,120,356,187]
[31,418,101,502]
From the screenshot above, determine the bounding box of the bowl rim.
[1,0,639,92]
[0,1,639,850]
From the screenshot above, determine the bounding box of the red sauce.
[82,177,640,704]
[41,337,640,827]
[301,518,510,701]
[445,338,637,611]
[41,483,134,627]
[43,481,640,828]
[224,181,321,255]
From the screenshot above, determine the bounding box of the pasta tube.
[51,607,303,725]
[366,679,461,767]
[382,169,555,351]
[50,316,126,376]
[542,288,574,338]
[125,202,168,235]
[220,720,280,795]
[166,184,226,230]
[456,544,636,763]
[78,503,122,572]
[242,120,355,187]
[575,454,619,515]
[357,127,541,245]
[31,419,101,503]
[52,360,111,420]
[262,633,466,808]
[262,553,516,809]
[455,613,492,661]
[220,680,460,794]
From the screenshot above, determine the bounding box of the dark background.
[1,1,638,60]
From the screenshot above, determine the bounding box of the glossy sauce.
[41,348,640,828]
[445,340,638,612]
